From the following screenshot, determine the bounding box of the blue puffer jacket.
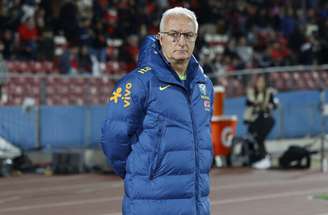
[101,35,214,215]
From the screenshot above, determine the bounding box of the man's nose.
[176,35,187,46]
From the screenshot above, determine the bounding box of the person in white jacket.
[244,75,279,169]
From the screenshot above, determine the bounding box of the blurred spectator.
[280,6,297,37]
[18,17,39,60]
[90,19,107,76]
[58,1,80,45]
[199,48,215,82]
[235,36,254,67]
[119,34,139,72]
[0,29,15,60]
[90,19,107,60]
[0,0,326,75]
[2,0,24,31]
[269,35,291,66]
[317,19,328,64]
[37,29,54,61]
[58,45,79,75]
[34,4,46,30]
[78,16,93,47]
[78,45,92,74]
[21,0,37,21]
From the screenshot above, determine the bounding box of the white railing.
[212,64,328,77]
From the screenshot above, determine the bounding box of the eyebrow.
[165,30,195,33]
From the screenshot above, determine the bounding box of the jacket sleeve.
[101,75,146,178]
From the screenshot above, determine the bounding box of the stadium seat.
[5,61,15,72]
[89,86,98,96]
[57,84,69,95]
[42,61,58,73]
[316,71,328,88]
[301,72,315,90]
[273,72,286,91]
[29,61,43,73]
[6,61,22,73]
[293,73,306,90]
[17,61,30,73]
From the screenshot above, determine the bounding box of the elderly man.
[101,7,214,215]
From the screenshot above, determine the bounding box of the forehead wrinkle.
[163,15,196,33]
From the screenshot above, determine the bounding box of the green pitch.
[313,193,328,201]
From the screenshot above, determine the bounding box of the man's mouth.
[175,50,187,53]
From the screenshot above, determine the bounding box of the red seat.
[67,94,84,106]
[17,61,30,73]
[269,72,281,82]
[88,77,100,86]
[70,77,85,86]
[6,61,22,73]
[294,73,306,90]
[69,85,84,98]
[57,84,69,95]
[281,72,291,81]
[46,96,56,106]
[89,96,101,105]
[89,86,99,96]
[29,61,43,73]
[5,61,15,72]
[13,95,23,105]
[43,61,58,73]
[274,79,286,91]
[46,76,62,86]
[60,96,70,106]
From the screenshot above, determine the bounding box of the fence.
[1,73,120,106]
[1,64,328,150]
[210,64,328,97]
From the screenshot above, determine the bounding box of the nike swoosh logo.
[159,85,171,91]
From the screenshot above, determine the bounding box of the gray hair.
[159,7,198,33]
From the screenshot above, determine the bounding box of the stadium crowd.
[0,0,327,78]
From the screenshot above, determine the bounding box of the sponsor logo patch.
[109,82,133,108]
[122,82,132,108]
[109,87,122,103]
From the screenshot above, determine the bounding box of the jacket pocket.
[149,121,166,180]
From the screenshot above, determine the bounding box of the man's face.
[159,15,197,64]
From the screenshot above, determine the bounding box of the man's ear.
[157,33,163,46]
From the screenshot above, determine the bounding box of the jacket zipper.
[149,123,165,180]
[184,88,199,215]
[157,71,202,213]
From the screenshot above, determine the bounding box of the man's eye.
[169,32,179,38]
[184,33,194,38]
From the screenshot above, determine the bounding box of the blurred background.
[0,0,328,172]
